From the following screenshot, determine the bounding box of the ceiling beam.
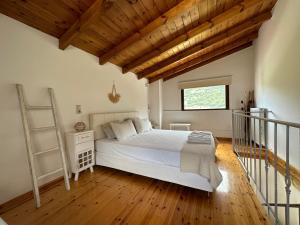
[148,31,258,83]
[162,42,252,82]
[138,11,271,79]
[98,0,197,65]
[59,0,114,50]
[122,0,265,74]
[149,42,252,84]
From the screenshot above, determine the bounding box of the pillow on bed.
[101,122,117,139]
[134,118,152,133]
[110,120,137,141]
[124,117,138,131]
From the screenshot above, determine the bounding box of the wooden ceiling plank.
[197,0,208,24]
[140,0,162,19]
[148,31,258,83]
[59,0,112,50]
[0,1,63,37]
[190,4,200,27]
[160,42,253,82]
[123,0,264,73]
[114,1,144,29]
[98,0,197,65]
[138,11,271,79]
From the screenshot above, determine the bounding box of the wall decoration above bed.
[108,81,121,104]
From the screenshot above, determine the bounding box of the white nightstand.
[66,130,95,181]
[169,123,191,131]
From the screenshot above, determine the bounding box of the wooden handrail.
[236,147,300,189]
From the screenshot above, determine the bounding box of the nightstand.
[66,130,95,181]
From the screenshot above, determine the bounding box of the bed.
[89,111,222,192]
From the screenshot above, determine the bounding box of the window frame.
[181,85,230,111]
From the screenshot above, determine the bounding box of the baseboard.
[0,176,63,214]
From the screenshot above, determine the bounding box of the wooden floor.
[1,141,271,225]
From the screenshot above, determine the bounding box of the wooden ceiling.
[0,0,277,82]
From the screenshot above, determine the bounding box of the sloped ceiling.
[0,0,277,82]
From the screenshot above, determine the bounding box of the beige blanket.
[180,133,222,189]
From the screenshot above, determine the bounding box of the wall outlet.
[76,105,82,114]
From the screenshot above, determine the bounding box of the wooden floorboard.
[0,141,271,225]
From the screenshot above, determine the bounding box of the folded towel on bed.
[188,131,212,144]
[187,139,211,144]
[190,131,210,135]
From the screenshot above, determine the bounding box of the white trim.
[178,75,232,89]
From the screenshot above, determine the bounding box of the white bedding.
[96,129,216,166]
[111,129,215,152]
[95,129,221,191]
[181,135,222,188]
[96,137,180,167]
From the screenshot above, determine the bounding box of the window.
[181,85,229,110]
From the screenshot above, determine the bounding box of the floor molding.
[0,176,63,214]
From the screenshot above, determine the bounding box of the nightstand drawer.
[75,132,94,144]
[75,141,94,152]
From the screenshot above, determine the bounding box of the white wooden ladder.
[16,84,70,208]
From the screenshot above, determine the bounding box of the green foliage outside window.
[183,85,227,110]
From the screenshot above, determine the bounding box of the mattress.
[94,129,215,192]
[96,138,180,167]
[96,129,189,166]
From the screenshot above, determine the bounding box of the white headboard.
[89,111,140,140]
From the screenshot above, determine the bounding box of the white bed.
[89,111,219,192]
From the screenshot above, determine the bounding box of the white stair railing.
[232,109,300,225]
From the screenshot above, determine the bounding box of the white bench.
[169,123,191,131]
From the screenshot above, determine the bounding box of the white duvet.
[96,129,222,189]
[117,129,190,151]
[181,132,222,189]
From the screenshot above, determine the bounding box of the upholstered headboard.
[89,111,140,140]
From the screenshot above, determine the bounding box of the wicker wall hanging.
[108,81,121,103]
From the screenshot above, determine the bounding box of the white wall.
[156,46,254,137]
[254,0,300,169]
[148,80,163,128]
[0,14,148,204]
[254,1,300,224]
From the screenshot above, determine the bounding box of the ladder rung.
[33,147,59,156]
[37,168,63,180]
[26,106,52,110]
[31,126,56,132]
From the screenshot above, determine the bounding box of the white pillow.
[134,118,152,133]
[101,122,117,139]
[110,120,137,141]
[124,117,138,130]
